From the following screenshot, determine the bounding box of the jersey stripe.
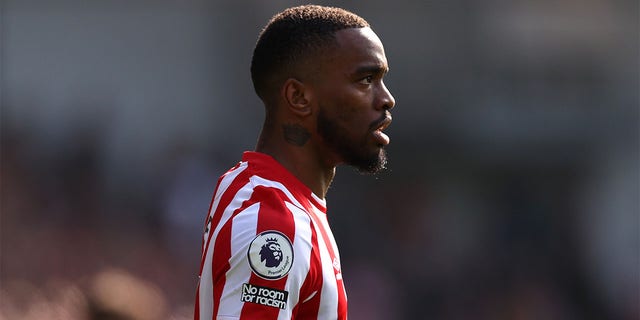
[198,163,252,320]
[307,208,348,319]
[292,210,323,318]
[311,216,339,320]
[196,162,247,320]
[209,183,259,318]
[217,203,260,316]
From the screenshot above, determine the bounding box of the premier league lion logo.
[248,231,294,280]
[260,238,283,267]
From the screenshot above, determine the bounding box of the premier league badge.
[247,230,294,280]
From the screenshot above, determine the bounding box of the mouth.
[372,114,392,132]
[376,116,392,131]
[371,114,393,146]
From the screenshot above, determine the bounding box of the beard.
[317,108,388,174]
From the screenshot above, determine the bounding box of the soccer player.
[195,5,395,319]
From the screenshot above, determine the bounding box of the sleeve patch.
[241,283,289,309]
[247,230,294,280]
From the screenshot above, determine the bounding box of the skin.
[256,27,396,199]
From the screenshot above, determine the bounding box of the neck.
[256,125,336,199]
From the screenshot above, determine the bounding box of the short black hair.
[250,5,369,101]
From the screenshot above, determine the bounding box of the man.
[195,5,395,319]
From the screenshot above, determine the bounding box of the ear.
[282,78,312,117]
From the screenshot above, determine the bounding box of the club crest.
[247,231,294,280]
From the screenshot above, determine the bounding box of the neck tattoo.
[283,123,311,146]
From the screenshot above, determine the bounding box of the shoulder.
[227,176,314,248]
[252,184,297,212]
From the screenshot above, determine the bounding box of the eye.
[359,75,374,85]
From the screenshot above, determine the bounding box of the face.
[312,27,395,174]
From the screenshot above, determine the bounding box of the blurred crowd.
[1,0,638,319]
[1,134,197,319]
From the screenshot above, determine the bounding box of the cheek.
[319,85,372,132]
[333,95,369,124]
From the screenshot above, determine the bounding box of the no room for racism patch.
[241,283,289,309]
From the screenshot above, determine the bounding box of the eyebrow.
[354,64,389,76]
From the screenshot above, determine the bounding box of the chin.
[351,148,387,175]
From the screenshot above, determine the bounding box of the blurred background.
[1,0,638,319]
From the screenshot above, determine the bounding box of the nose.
[379,82,395,111]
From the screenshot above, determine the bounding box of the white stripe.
[279,201,313,320]
[249,176,306,212]
[198,162,251,320]
[313,208,341,270]
[319,214,344,293]
[310,192,326,208]
[217,203,260,316]
[202,162,248,256]
[308,209,339,320]
[200,183,254,318]
[302,291,317,303]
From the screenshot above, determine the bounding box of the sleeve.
[213,186,314,320]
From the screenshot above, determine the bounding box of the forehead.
[327,27,388,72]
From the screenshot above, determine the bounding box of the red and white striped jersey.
[195,152,348,320]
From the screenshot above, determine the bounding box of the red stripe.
[198,164,247,275]
[194,169,230,320]
[194,283,200,320]
[307,195,326,212]
[291,222,322,319]
[306,210,348,319]
[211,218,234,318]
[197,175,223,276]
[240,186,297,319]
[199,164,250,319]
